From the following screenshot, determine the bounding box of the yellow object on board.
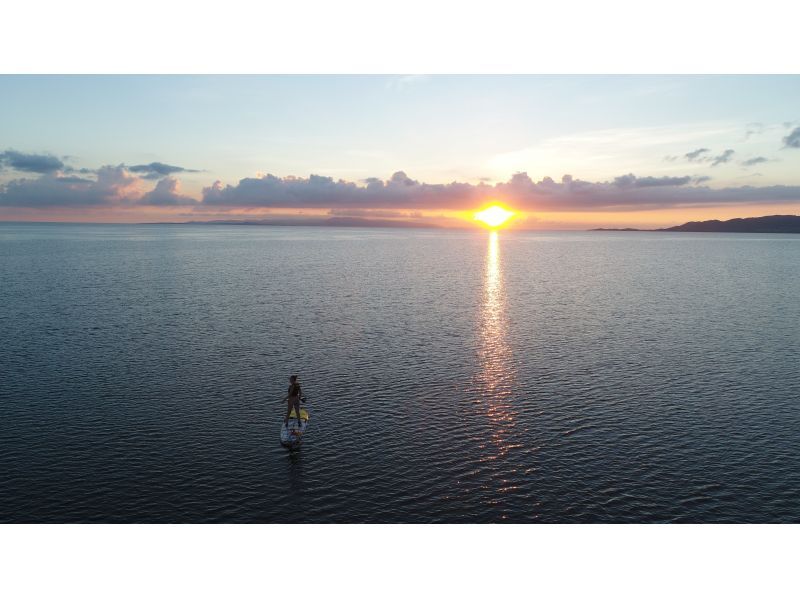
[288,409,309,421]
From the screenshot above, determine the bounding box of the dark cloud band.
[128,162,200,179]
[0,150,65,174]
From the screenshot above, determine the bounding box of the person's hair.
[289,375,298,382]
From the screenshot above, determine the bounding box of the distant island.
[591,215,800,233]
[590,227,642,232]
[181,216,441,229]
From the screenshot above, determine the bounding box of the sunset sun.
[474,205,515,229]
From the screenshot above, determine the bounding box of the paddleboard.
[280,407,310,448]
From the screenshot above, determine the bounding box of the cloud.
[128,162,200,179]
[711,149,735,166]
[0,156,196,209]
[495,172,800,211]
[744,122,765,140]
[0,150,65,174]
[741,156,769,167]
[685,148,710,162]
[203,171,486,211]
[783,127,800,149]
[386,75,430,90]
[55,175,95,184]
[4,157,800,216]
[685,148,737,166]
[139,177,198,206]
[613,174,693,188]
[0,165,204,209]
[329,208,423,219]
[490,124,741,174]
[200,170,800,213]
[0,175,94,208]
[0,165,144,208]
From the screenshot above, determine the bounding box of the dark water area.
[1,222,800,523]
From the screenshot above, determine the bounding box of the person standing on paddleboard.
[283,374,303,427]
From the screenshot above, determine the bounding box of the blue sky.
[1,75,799,227]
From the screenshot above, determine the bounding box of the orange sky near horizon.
[4,202,800,230]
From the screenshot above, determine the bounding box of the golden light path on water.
[475,231,524,508]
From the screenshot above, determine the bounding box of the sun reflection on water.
[476,231,518,461]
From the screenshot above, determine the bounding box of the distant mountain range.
[591,215,800,233]
[181,213,800,232]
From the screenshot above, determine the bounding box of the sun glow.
[474,204,515,229]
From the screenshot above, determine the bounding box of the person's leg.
[294,402,302,427]
[284,402,292,426]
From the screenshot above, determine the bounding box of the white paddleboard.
[280,407,310,448]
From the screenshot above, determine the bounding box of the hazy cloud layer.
[329,208,424,218]
[744,122,765,140]
[0,150,65,174]
[742,156,769,167]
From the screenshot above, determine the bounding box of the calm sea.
[1,222,799,523]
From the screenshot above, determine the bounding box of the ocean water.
[1,222,799,523]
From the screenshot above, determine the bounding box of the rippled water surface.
[2,223,800,523]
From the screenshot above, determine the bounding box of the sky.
[1,74,799,228]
